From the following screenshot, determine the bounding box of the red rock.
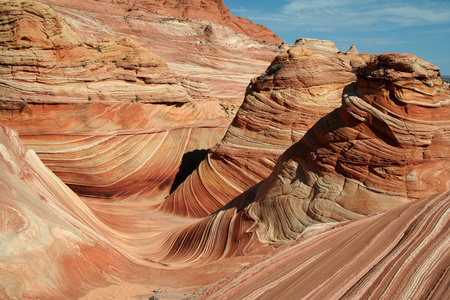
[0,125,130,299]
[244,53,450,242]
[0,0,228,202]
[136,0,282,44]
[1,2,448,299]
[152,53,449,267]
[159,41,371,217]
[197,190,450,299]
[0,125,254,299]
[38,0,282,105]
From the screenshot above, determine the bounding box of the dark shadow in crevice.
[170,149,209,194]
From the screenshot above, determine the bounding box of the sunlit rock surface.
[0,125,132,299]
[138,0,282,44]
[160,41,371,217]
[152,53,449,267]
[244,53,450,242]
[0,125,255,299]
[0,0,228,201]
[196,190,450,300]
[1,1,449,299]
[38,0,283,105]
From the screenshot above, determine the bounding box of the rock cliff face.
[1,1,449,299]
[159,42,371,217]
[151,53,449,266]
[197,190,450,299]
[0,125,245,299]
[146,0,282,44]
[0,0,228,201]
[244,53,450,242]
[38,0,283,105]
[0,125,129,299]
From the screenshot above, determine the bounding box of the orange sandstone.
[0,0,228,202]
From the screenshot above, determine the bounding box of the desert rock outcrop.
[38,0,282,105]
[0,125,251,299]
[197,190,450,299]
[157,0,281,44]
[160,41,371,217]
[245,53,450,242]
[153,53,449,266]
[0,125,133,299]
[0,0,228,201]
[1,1,449,299]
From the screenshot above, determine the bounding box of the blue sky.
[224,0,450,75]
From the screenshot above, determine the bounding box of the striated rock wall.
[151,53,449,266]
[0,125,135,299]
[0,0,228,201]
[159,42,371,217]
[245,53,450,242]
[0,125,247,299]
[196,190,450,299]
[3,118,447,298]
[105,0,282,44]
[37,0,282,106]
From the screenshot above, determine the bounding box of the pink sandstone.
[159,42,371,217]
[0,0,228,202]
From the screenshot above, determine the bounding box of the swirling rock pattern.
[151,53,449,267]
[1,2,449,299]
[141,0,282,44]
[160,42,371,217]
[196,190,450,300]
[0,125,252,299]
[0,125,134,299]
[245,53,450,242]
[34,0,283,107]
[0,0,228,201]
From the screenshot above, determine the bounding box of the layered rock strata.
[0,125,254,299]
[0,0,228,201]
[0,125,134,299]
[38,0,283,105]
[151,53,449,266]
[1,47,448,299]
[197,190,450,299]
[244,53,450,242]
[159,43,371,217]
[142,0,282,44]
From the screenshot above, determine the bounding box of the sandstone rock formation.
[0,125,131,299]
[143,0,282,44]
[159,41,371,217]
[38,0,282,105]
[244,53,450,242]
[2,120,448,299]
[196,190,450,299]
[151,53,449,267]
[0,0,228,202]
[1,1,449,299]
[0,125,252,299]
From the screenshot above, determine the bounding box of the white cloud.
[375,7,450,24]
[282,0,370,13]
[280,0,450,30]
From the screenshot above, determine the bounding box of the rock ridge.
[0,0,228,201]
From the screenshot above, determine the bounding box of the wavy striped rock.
[0,125,135,299]
[0,125,242,299]
[0,0,228,201]
[159,43,371,217]
[149,53,449,266]
[243,53,450,243]
[139,0,282,44]
[39,0,284,105]
[2,54,448,299]
[196,189,450,299]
